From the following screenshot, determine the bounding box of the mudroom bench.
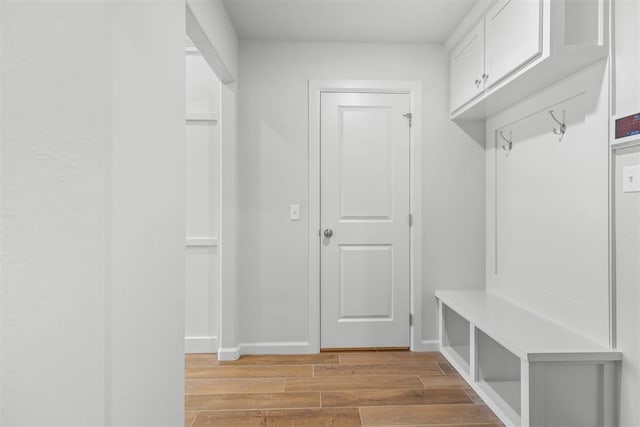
[435,290,621,427]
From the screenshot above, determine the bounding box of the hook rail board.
[495,96,576,152]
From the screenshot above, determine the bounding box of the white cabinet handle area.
[448,0,608,119]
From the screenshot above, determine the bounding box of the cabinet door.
[450,20,485,112]
[485,0,542,87]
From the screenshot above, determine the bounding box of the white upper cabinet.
[451,21,485,112]
[449,0,608,119]
[485,0,542,88]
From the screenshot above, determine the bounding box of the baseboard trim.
[212,340,438,360]
[413,339,440,352]
[185,336,218,353]
[238,341,312,355]
[217,346,240,361]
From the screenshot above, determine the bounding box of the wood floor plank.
[398,424,503,427]
[321,388,472,408]
[339,351,446,365]
[184,351,499,427]
[185,378,285,394]
[464,387,484,404]
[186,392,321,411]
[419,374,469,388]
[186,365,313,379]
[315,363,443,377]
[436,362,458,375]
[192,408,362,427]
[184,410,197,427]
[218,353,339,366]
[185,353,218,368]
[285,375,424,392]
[359,403,501,426]
[321,347,409,352]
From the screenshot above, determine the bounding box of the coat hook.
[499,130,513,152]
[549,109,566,140]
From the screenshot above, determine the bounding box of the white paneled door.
[320,92,411,349]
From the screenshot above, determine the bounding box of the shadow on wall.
[454,119,486,147]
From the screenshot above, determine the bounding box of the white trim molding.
[186,113,219,124]
[217,346,240,361]
[308,79,424,354]
[238,342,312,355]
[185,237,219,247]
[415,340,441,352]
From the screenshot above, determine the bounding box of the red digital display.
[616,113,640,139]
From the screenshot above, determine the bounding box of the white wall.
[485,60,610,347]
[612,1,640,425]
[1,1,185,425]
[237,41,485,352]
[106,4,185,423]
[187,52,221,117]
[1,3,107,423]
[185,51,221,353]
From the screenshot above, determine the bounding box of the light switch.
[623,165,640,193]
[290,204,301,220]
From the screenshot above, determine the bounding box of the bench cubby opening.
[436,290,621,427]
[476,328,521,426]
[441,304,471,376]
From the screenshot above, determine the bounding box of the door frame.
[308,80,423,353]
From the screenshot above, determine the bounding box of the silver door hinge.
[409,213,413,227]
[409,313,414,326]
[403,113,413,127]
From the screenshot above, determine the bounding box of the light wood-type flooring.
[185,350,503,427]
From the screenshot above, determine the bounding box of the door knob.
[474,79,481,85]
[323,229,333,238]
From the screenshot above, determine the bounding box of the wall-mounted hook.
[499,130,513,152]
[549,109,567,141]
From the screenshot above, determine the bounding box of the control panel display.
[616,113,640,139]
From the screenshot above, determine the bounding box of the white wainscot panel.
[186,53,220,117]
[185,247,219,353]
[186,123,219,238]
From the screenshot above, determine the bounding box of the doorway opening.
[184,35,222,354]
[308,80,424,353]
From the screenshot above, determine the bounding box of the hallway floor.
[184,350,502,426]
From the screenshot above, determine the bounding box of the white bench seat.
[435,290,621,427]
[435,290,621,362]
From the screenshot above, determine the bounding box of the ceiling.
[222,0,477,43]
